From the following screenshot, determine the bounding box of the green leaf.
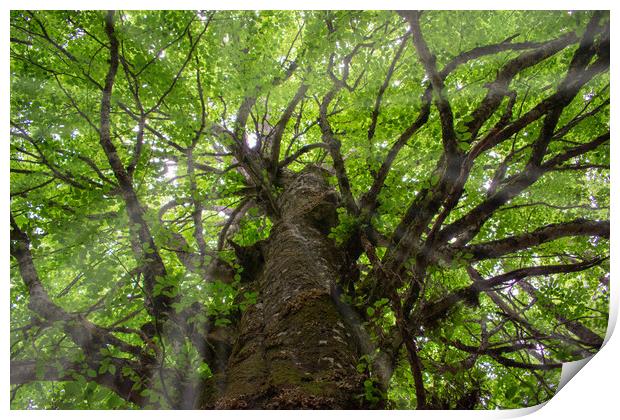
[8,9,608,410]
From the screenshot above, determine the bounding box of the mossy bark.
[212,167,368,409]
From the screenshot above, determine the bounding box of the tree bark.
[211,166,368,409]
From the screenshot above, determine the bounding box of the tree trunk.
[211,166,368,409]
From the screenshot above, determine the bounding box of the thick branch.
[463,219,609,261]
[99,11,172,320]
[319,90,359,215]
[418,258,605,327]
[448,340,561,371]
[520,282,604,348]
[465,32,578,138]
[278,142,328,168]
[360,87,431,216]
[400,11,458,156]
[270,82,309,176]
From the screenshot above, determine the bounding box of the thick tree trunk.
[211,166,368,409]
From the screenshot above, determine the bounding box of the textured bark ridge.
[214,167,365,409]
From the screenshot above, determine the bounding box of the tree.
[9,10,609,409]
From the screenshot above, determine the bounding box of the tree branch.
[461,219,609,261]
[400,11,459,157]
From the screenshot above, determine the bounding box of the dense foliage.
[10,10,609,409]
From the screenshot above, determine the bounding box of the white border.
[0,0,617,10]
[2,2,617,419]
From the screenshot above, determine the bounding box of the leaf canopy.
[10,10,609,409]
